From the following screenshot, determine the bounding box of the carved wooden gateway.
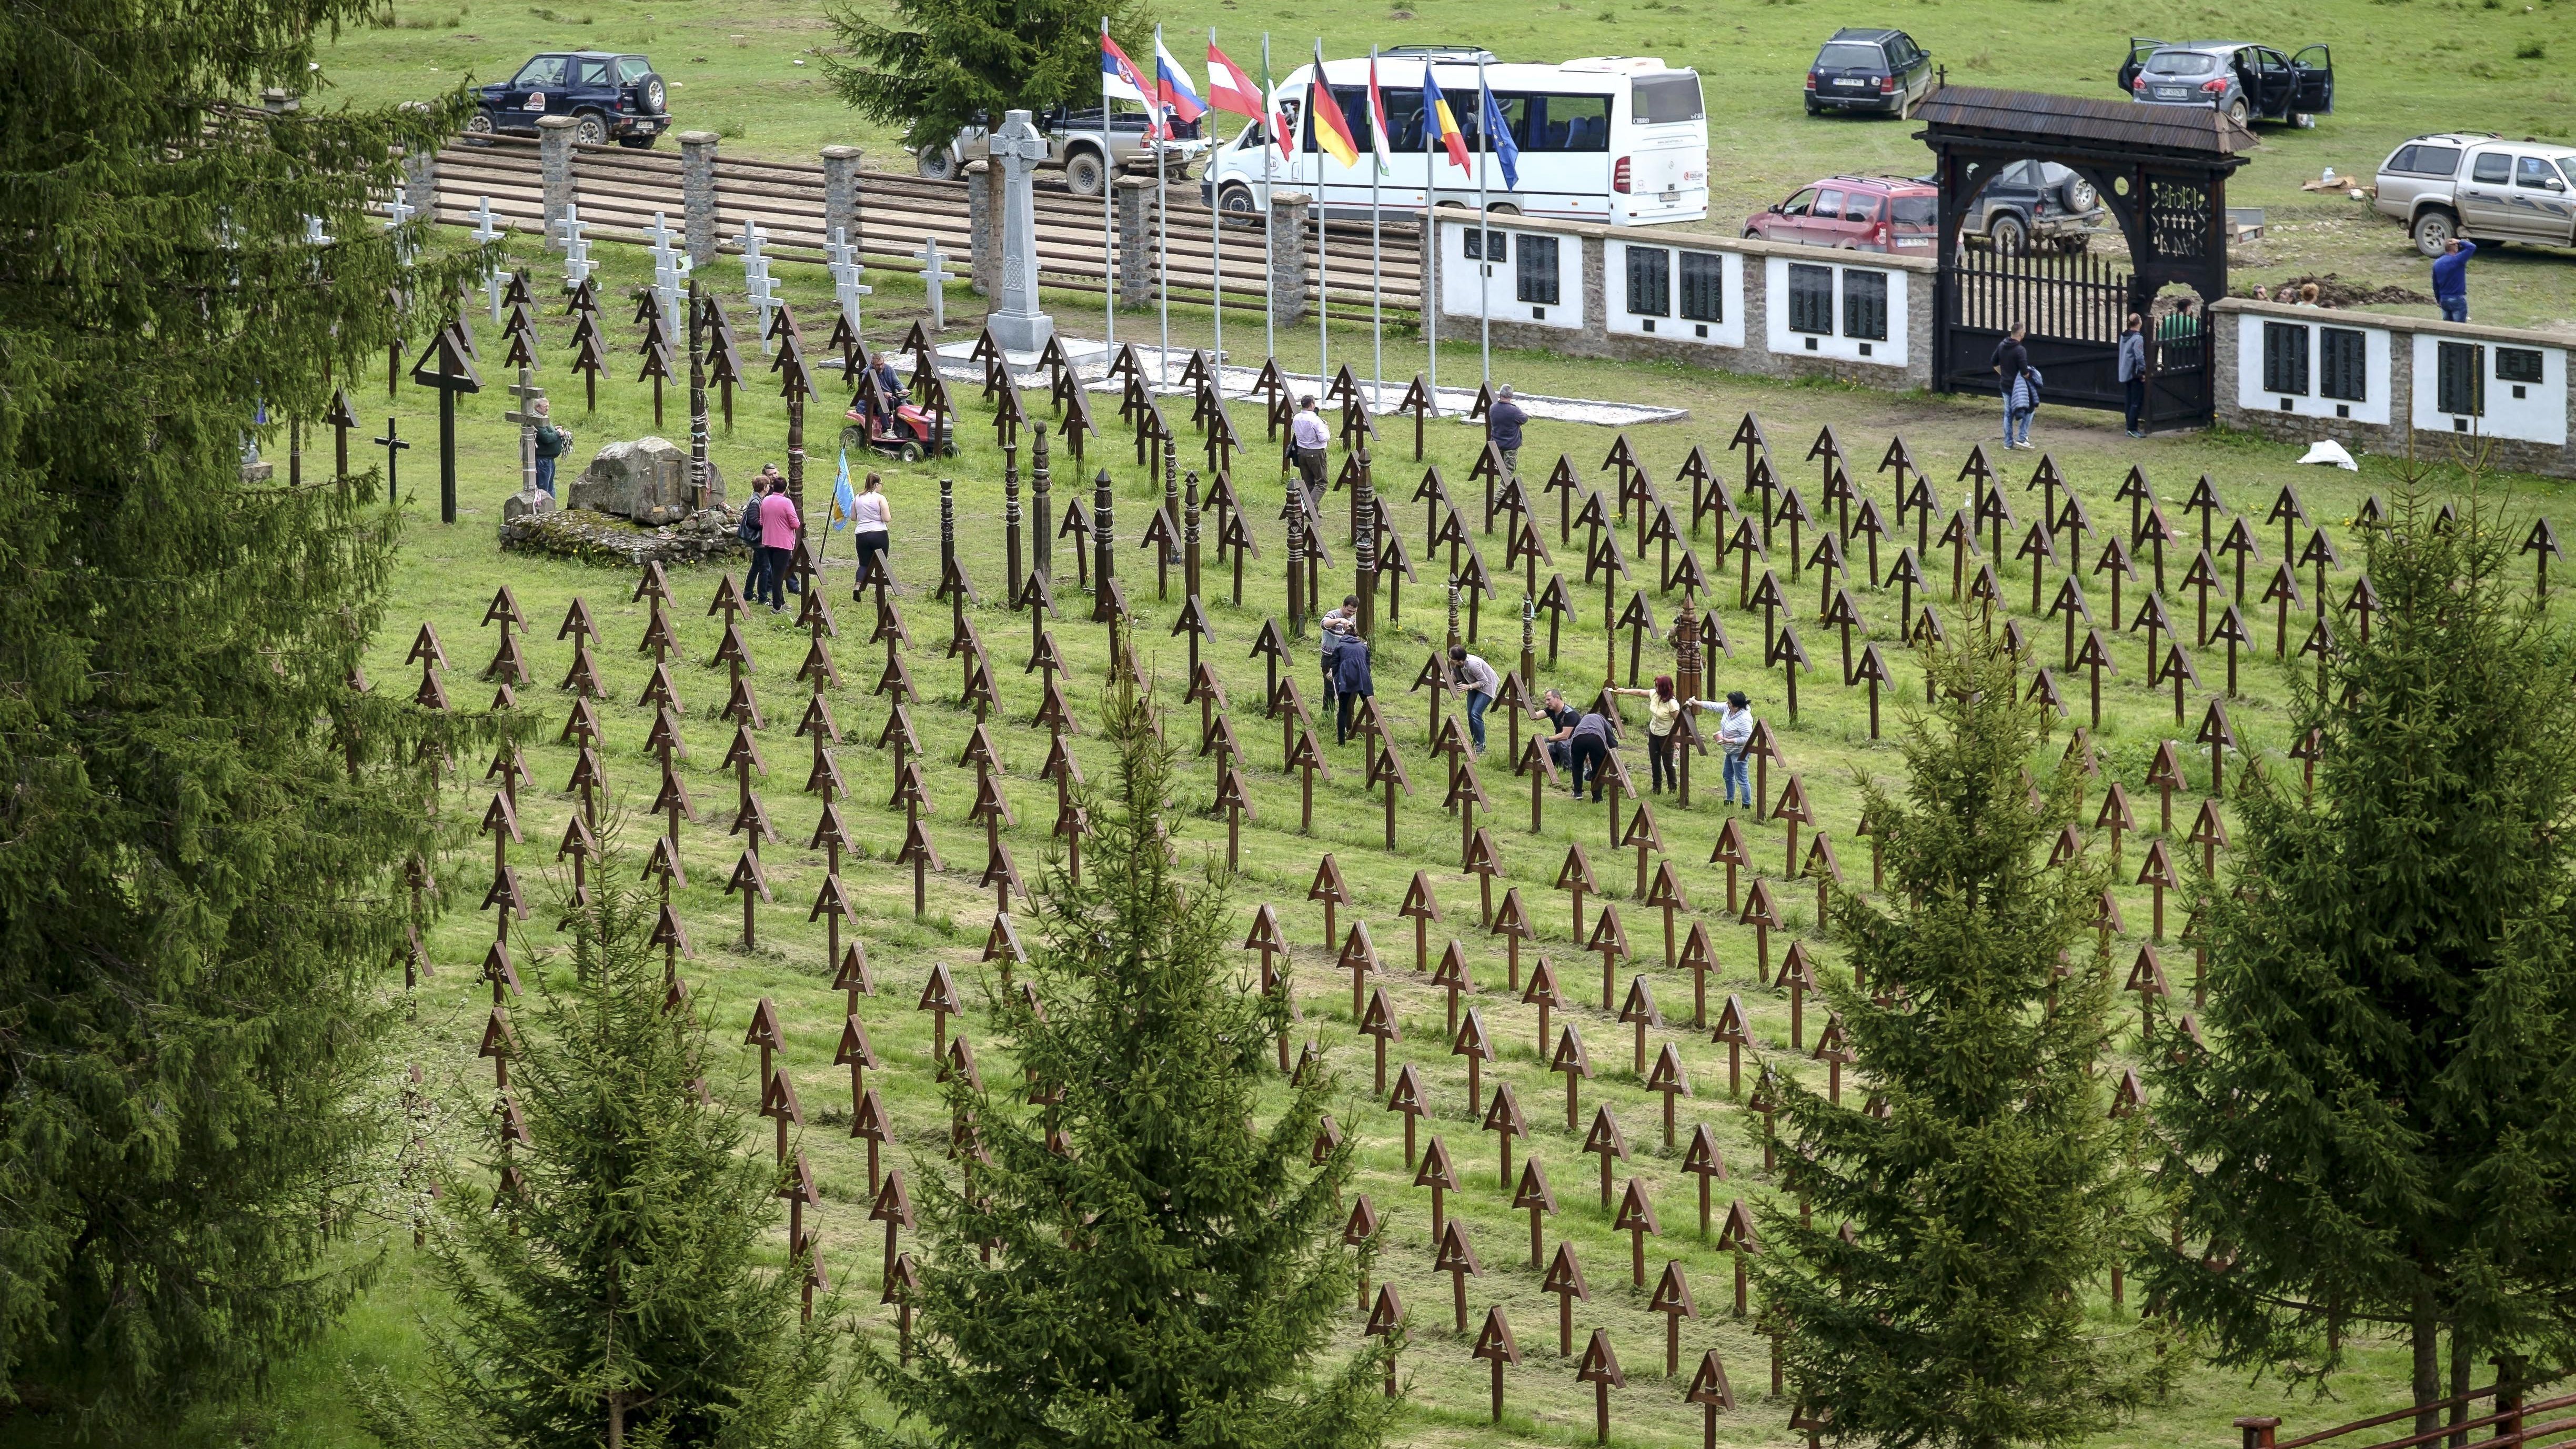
[1916,87,2256,429]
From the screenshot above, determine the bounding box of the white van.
[1197,48,1708,227]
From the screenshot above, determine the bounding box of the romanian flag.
[1306,44,1360,168]
[1421,64,1471,171]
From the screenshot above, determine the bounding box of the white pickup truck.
[915,105,1209,196]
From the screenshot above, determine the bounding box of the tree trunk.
[2413,1291,2442,1444]
[2449,1327,2474,1449]
[609,1390,626,1449]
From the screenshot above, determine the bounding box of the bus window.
[1456,93,1531,152]
[1526,94,1610,152]
[1631,73,1703,124]
[1316,85,1428,154]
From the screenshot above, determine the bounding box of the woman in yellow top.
[1609,675,1686,794]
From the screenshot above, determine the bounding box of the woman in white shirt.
[1684,690,1755,807]
[850,472,893,588]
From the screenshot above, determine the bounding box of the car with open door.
[2116,39,2331,128]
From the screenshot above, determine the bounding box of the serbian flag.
[1153,33,1205,124]
[1421,64,1471,171]
[1364,51,1394,175]
[1307,45,1360,168]
[1206,38,1263,120]
[1102,29,1155,124]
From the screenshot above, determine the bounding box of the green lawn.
[19,196,2565,1449]
[319,0,2576,330]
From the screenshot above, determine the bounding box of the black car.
[1805,28,1936,117]
[469,52,669,148]
[1961,160,2106,253]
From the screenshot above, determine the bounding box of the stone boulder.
[567,437,725,526]
[500,487,558,524]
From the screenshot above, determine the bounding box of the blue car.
[469,51,670,149]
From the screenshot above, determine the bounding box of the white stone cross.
[739,218,779,351]
[380,193,417,266]
[554,202,593,289]
[914,236,961,332]
[470,195,505,325]
[826,226,871,339]
[303,215,334,247]
[985,109,1055,354]
[646,209,690,335]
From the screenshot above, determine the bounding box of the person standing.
[2118,313,2149,439]
[1291,396,1331,505]
[1332,628,1375,746]
[1319,595,1356,716]
[1450,646,1502,753]
[1611,676,1684,793]
[1486,384,1528,476]
[1703,690,1754,807]
[1991,324,2030,449]
[2157,295,2200,347]
[849,471,892,589]
[756,474,802,611]
[530,397,570,497]
[2006,356,2045,452]
[2432,238,2477,324]
[753,463,800,595]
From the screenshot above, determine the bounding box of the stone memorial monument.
[985,110,1054,355]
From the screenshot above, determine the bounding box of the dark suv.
[470,52,669,148]
[1805,28,1935,117]
[1961,160,2105,253]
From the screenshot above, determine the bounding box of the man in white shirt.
[1290,396,1331,505]
[1448,645,1501,753]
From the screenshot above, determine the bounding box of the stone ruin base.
[500,500,747,568]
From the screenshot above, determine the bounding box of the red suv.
[1743,175,1938,253]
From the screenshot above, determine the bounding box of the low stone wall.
[501,504,746,568]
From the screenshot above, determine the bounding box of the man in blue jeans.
[2432,238,2476,323]
[1450,646,1501,753]
[1991,324,2029,448]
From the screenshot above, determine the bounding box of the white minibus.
[1198,48,1708,226]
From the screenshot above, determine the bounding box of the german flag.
[1307,44,1361,168]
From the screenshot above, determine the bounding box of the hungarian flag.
[1306,45,1360,168]
[1420,64,1471,171]
[1365,51,1394,176]
[1206,38,1263,120]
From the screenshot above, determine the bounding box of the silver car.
[2375,133,2576,255]
[2117,39,2333,128]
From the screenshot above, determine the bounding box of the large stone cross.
[987,109,1054,354]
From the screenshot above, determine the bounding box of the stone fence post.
[678,130,720,267]
[1115,176,1156,308]
[537,115,578,252]
[821,145,865,248]
[967,159,1001,297]
[1268,189,1311,326]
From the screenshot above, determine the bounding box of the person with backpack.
[1992,324,2031,450]
[738,481,769,597]
[530,398,570,497]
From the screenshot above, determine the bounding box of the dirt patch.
[2248,273,2433,307]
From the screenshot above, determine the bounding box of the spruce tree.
[2141,490,2576,1425]
[824,0,1157,155]
[0,0,480,1421]
[861,669,1396,1447]
[367,872,852,1449]
[1753,628,2158,1449]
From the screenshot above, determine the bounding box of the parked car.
[2375,132,2576,255]
[917,106,1206,196]
[1803,27,1936,117]
[2115,39,2332,128]
[1743,175,1937,252]
[469,51,668,148]
[1960,160,2105,253]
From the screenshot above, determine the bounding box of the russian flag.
[1206,39,1263,121]
[1154,34,1205,124]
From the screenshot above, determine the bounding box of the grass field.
[29,4,2576,1444]
[19,181,2568,1449]
[318,0,2576,330]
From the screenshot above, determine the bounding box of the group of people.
[1529,681,1760,806]
[728,466,897,612]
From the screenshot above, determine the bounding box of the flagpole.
[1313,40,1329,395]
[1476,54,1491,388]
[1210,27,1225,376]
[1156,23,1172,387]
[1424,65,1438,411]
[1103,16,1116,359]
[1262,33,1276,363]
[1370,45,1383,415]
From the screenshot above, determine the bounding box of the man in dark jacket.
[1486,384,1529,476]
[1332,631,1375,746]
[2117,314,2148,438]
[1991,325,2029,449]
[531,398,570,496]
